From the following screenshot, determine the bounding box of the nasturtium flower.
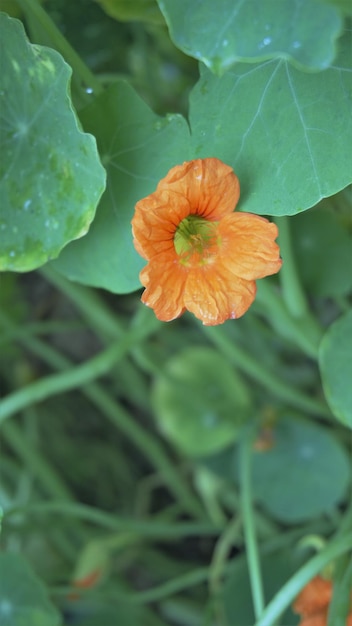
[292,575,352,626]
[132,158,282,325]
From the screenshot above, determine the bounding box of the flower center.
[174,215,218,259]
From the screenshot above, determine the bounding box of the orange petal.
[183,264,256,325]
[139,256,187,322]
[295,612,328,626]
[156,158,240,221]
[132,189,189,260]
[218,213,282,280]
[293,577,332,616]
[132,159,241,261]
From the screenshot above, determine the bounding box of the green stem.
[4,502,219,538]
[0,313,203,518]
[327,556,352,626]
[0,324,148,425]
[255,531,352,626]
[132,567,210,604]
[16,0,103,96]
[1,418,73,501]
[255,281,322,359]
[274,216,309,318]
[203,325,331,418]
[240,427,265,621]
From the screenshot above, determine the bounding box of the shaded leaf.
[152,347,251,457]
[223,552,298,626]
[291,203,352,297]
[157,0,342,75]
[0,552,61,626]
[319,310,352,427]
[50,81,190,293]
[247,415,350,522]
[0,13,106,272]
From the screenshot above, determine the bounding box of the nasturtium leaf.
[96,0,164,24]
[157,0,342,75]
[290,204,352,297]
[245,415,350,522]
[51,81,190,293]
[0,552,61,626]
[0,13,106,272]
[319,310,352,427]
[152,347,251,457]
[223,552,298,626]
[189,29,352,216]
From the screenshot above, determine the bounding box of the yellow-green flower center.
[174,215,218,258]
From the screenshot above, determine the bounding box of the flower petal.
[183,264,256,325]
[132,158,240,262]
[293,577,332,617]
[132,189,189,260]
[139,255,187,322]
[218,213,282,280]
[157,158,240,221]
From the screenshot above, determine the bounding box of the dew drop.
[23,199,32,210]
[258,37,272,50]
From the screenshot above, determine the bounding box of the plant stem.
[203,325,331,418]
[274,216,309,318]
[0,312,203,518]
[16,0,103,96]
[255,281,322,359]
[0,328,147,424]
[4,501,219,538]
[1,418,73,501]
[255,531,352,626]
[240,427,265,621]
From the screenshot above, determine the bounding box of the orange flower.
[293,576,352,626]
[132,158,282,325]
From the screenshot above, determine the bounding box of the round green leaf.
[0,13,106,272]
[291,205,352,298]
[248,415,350,522]
[189,30,352,216]
[51,81,190,293]
[152,347,251,457]
[158,0,342,74]
[319,310,352,427]
[223,552,298,626]
[0,552,60,626]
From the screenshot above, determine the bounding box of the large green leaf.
[247,415,350,522]
[319,310,352,427]
[0,552,61,626]
[157,0,342,74]
[50,81,190,293]
[189,30,352,216]
[0,13,106,272]
[152,347,251,457]
[291,203,352,297]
